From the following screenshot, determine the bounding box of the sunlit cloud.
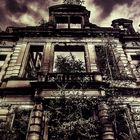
[86,0,140,31]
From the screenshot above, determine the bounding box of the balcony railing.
[29,72,107,89]
[38,72,102,83]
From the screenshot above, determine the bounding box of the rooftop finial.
[63,0,85,5]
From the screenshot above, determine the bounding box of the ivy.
[0,108,30,140]
[55,53,85,73]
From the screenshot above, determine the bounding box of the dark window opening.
[56,16,82,29]
[70,16,82,23]
[24,45,43,79]
[56,16,68,23]
[131,55,140,60]
[54,44,85,52]
[0,55,6,71]
[70,16,82,28]
[0,55,6,60]
[131,55,140,74]
[56,16,69,29]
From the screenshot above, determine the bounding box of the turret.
[111,18,136,34]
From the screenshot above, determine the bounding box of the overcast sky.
[0,0,140,32]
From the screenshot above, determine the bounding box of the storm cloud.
[5,0,28,14]
[86,0,140,31]
[0,0,50,30]
[0,0,140,32]
[92,0,134,18]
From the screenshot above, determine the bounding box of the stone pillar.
[41,42,52,73]
[87,42,98,72]
[27,103,44,140]
[98,102,115,140]
[43,111,48,140]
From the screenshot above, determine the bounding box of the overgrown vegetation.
[55,53,85,73]
[0,108,30,140]
[43,89,140,140]
[46,93,101,140]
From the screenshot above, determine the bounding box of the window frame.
[50,42,90,73]
[22,43,45,79]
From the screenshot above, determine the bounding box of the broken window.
[24,45,43,79]
[95,45,121,80]
[53,44,86,73]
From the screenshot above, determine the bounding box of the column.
[41,42,51,73]
[27,103,44,140]
[87,42,98,72]
[98,102,115,140]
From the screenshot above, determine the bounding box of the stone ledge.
[6,80,31,88]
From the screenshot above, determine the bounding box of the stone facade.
[0,3,140,140]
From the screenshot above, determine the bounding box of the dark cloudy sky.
[0,0,140,32]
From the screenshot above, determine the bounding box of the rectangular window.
[24,45,44,79]
[53,45,86,73]
[56,16,82,29]
[131,55,140,73]
[95,45,120,80]
[131,55,140,60]
[0,107,31,140]
[115,108,136,139]
[70,16,82,29]
[0,55,6,71]
[56,16,69,29]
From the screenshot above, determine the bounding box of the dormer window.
[56,16,69,29]
[56,16,82,29]
[49,4,90,29]
[70,16,82,28]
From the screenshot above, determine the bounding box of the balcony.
[32,72,107,89]
[38,72,101,82]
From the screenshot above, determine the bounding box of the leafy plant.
[55,52,85,73]
[46,93,101,140]
[0,108,30,140]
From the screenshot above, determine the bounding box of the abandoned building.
[0,1,140,140]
